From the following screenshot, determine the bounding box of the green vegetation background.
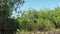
[19,7,60,31]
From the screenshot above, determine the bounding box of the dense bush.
[19,7,60,31]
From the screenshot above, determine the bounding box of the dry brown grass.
[17,29,60,34]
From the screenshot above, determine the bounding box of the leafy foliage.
[0,0,24,34]
[19,7,60,31]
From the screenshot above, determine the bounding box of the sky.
[21,0,60,11]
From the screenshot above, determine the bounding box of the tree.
[0,0,24,34]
